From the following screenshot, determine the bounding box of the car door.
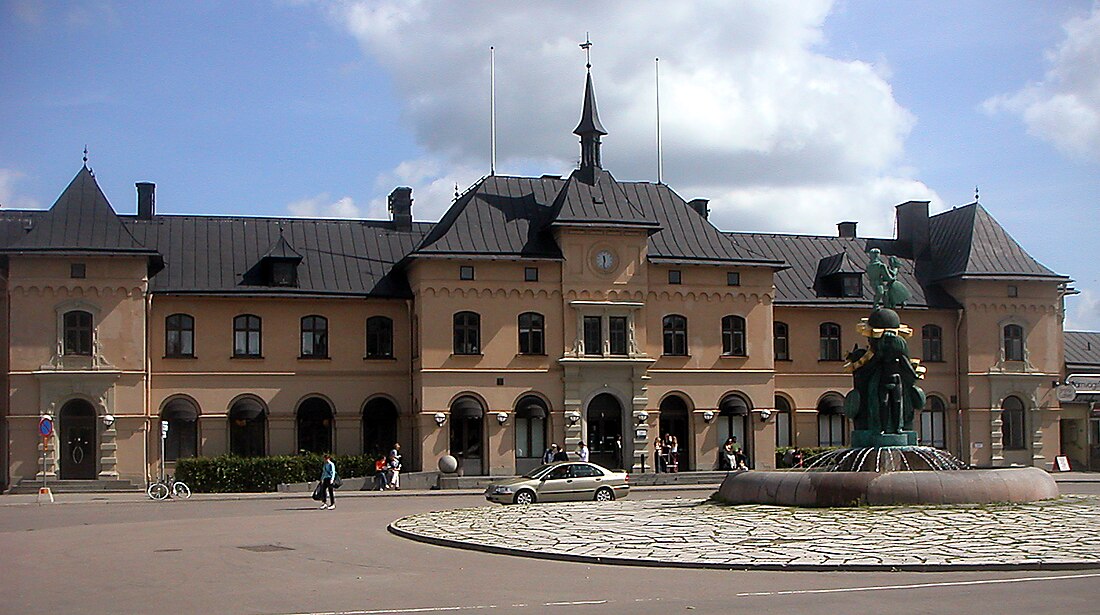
[569,463,602,499]
[536,464,575,502]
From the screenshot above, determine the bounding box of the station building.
[0,71,1085,490]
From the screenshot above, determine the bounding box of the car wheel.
[513,490,536,505]
[594,487,615,502]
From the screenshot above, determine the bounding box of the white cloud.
[321,0,929,233]
[287,193,363,218]
[1067,289,1100,331]
[0,168,41,209]
[984,5,1100,162]
[366,157,487,222]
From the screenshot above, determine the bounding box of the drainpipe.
[955,308,965,462]
[143,290,152,486]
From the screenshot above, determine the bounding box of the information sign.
[1055,455,1071,472]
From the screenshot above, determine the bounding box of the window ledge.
[163,355,198,360]
[451,353,483,357]
[818,359,844,363]
[231,355,264,360]
[364,355,397,361]
[661,354,692,358]
[516,353,549,357]
[298,356,331,361]
[719,354,748,359]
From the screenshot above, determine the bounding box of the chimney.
[388,187,413,232]
[136,182,155,220]
[688,198,709,219]
[895,201,930,260]
[837,221,857,238]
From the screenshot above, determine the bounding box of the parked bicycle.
[147,475,191,500]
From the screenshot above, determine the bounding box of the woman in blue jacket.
[319,454,337,509]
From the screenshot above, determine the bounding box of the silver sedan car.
[484,461,630,505]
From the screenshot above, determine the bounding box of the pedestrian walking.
[578,441,589,462]
[543,443,558,464]
[654,435,664,472]
[319,454,337,509]
[552,444,569,462]
[388,443,402,490]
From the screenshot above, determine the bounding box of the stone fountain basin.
[716,466,1058,507]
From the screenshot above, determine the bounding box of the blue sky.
[2,1,1098,329]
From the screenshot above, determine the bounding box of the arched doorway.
[515,396,548,474]
[718,394,752,469]
[362,398,398,457]
[587,393,623,469]
[162,397,199,461]
[659,396,690,471]
[297,397,333,454]
[450,396,484,475]
[229,397,266,457]
[60,399,96,479]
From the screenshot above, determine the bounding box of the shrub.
[176,453,380,493]
[775,446,843,468]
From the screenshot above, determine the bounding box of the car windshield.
[522,464,555,479]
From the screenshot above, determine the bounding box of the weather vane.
[580,33,592,69]
[974,185,980,203]
[82,145,88,166]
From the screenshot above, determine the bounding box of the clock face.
[594,249,615,271]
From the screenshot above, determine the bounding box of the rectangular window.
[609,316,628,355]
[727,271,740,286]
[920,411,946,448]
[776,411,791,448]
[460,265,474,280]
[1008,285,1018,297]
[842,275,862,297]
[524,267,538,282]
[774,322,790,361]
[669,270,682,285]
[70,263,86,279]
[583,316,602,356]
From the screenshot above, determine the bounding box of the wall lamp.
[433,412,447,427]
[635,411,649,425]
[702,410,715,423]
[102,414,115,428]
[496,412,508,425]
[758,409,772,422]
[565,411,581,426]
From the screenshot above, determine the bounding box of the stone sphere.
[868,308,901,329]
[438,455,459,474]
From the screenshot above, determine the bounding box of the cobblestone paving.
[390,495,1100,571]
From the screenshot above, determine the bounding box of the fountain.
[717,250,1058,507]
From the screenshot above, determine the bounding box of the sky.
[2,0,1099,329]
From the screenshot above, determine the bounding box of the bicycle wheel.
[147,482,169,501]
[172,481,191,499]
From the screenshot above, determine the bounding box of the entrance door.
[450,397,484,475]
[587,393,622,469]
[60,400,96,479]
[659,396,691,471]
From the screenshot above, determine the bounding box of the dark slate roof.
[125,216,431,297]
[816,251,862,277]
[1,168,156,258]
[1065,331,1100,369]
[550,169,660,229]
[414,175,564,258]
[928,203,1064,281]
[726,232,945,307]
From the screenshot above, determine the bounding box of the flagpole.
[490,46,496,176]
[655,57,663,185]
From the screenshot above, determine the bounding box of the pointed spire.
[574,36,606,179]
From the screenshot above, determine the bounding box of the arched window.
[1001,395,1026,450]
[166,314,195,358]
[518,312,545,355]
[817,395,846,446]
[662,315,688,356]
[514,396,548,471]
[920,396,947,449]
[922,324,943,362]
[721,315,746,357]
[774,322,789,361]
[453,312,481,355]
[229,397,266,457]
[297,397,333,454]
[1004,324,1025,362]
[162,398,199,461]
[775,396,792,448]
[63,310,93,356]
[717,394,751,468]
[233,315,262,358]
[300,316,328,358]
[819,322,841,361]
[362,398,398,456]
[366,316,394,358]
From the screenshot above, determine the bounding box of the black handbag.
[333,475,343,489]
[311,482,324,501]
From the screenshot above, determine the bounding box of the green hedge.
[775,446,843,468]
[175,453,380,493]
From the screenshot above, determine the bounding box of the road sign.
[38,416,54,438]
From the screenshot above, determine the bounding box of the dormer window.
[841,274,862,297]
[271,261,297,287]
[815,252,864,299]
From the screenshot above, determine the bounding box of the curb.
[386,522,1100,573]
